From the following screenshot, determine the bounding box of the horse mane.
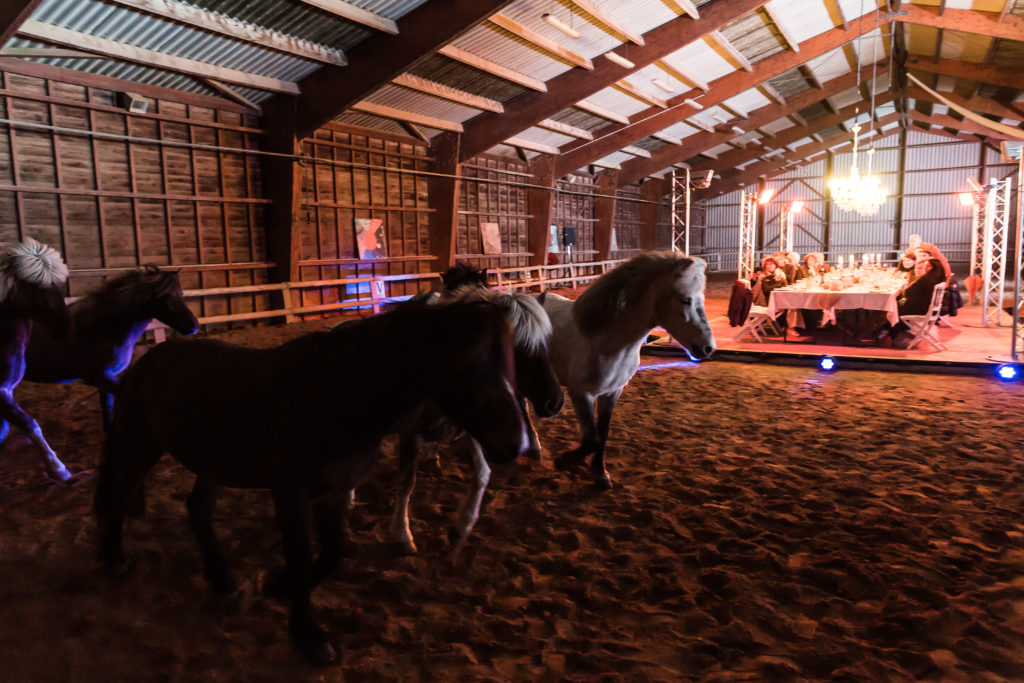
[0,238,69,302]
[74,265,181,318]
[440,263,490,297]
[445,288,551,353]
[573,252,704,336]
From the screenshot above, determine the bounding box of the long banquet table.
[766,272,906,329]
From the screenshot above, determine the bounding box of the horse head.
[0,238,71,339]
[428,301,528,465]
[654,256,716,361]
[141,266,198,336]
[440,263,490,296]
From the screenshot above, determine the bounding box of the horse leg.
[94,423,161,574]
[310,494,346,588]
[519,395,542,461]
[450,436,490,548]
[186,479,237,596]
[554,391,599,471]
[589,390,622,491]
[0,389,70,481]
[271,485,336,665]
[389,432,421,555]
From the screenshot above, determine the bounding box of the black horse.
[0,238,73,481]
[24,265,198,429]
[94,299,528,664]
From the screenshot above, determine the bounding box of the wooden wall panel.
[553,173,597,263]
[458,154,530,269]
[298,124,432,313]
[611,185,643,256]
[0,62,268,314]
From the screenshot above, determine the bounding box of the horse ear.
[537,291,547,306]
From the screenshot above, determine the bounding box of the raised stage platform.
[643,297,1020,376]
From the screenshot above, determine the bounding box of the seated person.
[915,243,951,279]
[898,258,946,316]
[798,252,830,280]
[771,252,799,283]
[750,256,788,307]
[896,253,917,278]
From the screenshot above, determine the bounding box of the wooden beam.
[488,14,594,70]
[896,5,1024,41]
[426,132,461,271]
[621,145,652,158]
[933,28,944,63]
[503,136,559,155]
[260,97,303,284]
[106,0,347,65]
[400,121,429,143]
[0,47,104,59]
[906,58,1023,91]
[0,0,42,46]
[593,170,618,260]
[537,118,593,140]
[556,15,893,177]
[653,131,682,145]
[292,0,515,138]
[673,0,701,20]
[706,30,753,72]
[575,99,629,124]
[392,73,503,112]
[614,63,887,187]
[696,112,903,199]
[18,19,300,94]
[903,108,1021,139]
[825,0,849,30]
[294,0,397,34]
[759,82,786,104]
[570,0,645,45]
[905,86,1023,122]
[438,45,546,92]
[199,78,262,113]
[763,2,800,52]
[527,155,556,267]
[458,0,768,161]
[350,101,463,132]
[656,58,709,92]
[614,79,668,108]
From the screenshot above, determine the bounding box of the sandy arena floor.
[2,293,1024,681]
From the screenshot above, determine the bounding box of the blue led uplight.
[820,356,836,371]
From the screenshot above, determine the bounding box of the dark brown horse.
[94,299,529,664]
[24,265,197,429]
[0,238,73,481]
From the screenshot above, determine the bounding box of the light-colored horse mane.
[445,288,551,353]
[0,237,69,302]
[573,252,705,336]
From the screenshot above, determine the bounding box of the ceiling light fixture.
[604,52,635,69]
[542,13,581,39]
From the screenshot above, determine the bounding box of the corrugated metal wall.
[698,130,1019,275]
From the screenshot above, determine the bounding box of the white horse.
[534,252,716,489]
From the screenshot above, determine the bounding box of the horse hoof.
[593,475,613,491]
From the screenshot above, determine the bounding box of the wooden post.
[426,131,461,272]
[527,154,556,267]
[894,126,908,253]
[594,169,619,261]
[261,96,302,285]
[638,177,665,251]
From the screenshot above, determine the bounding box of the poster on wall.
[548,225,560,253]
[481,222,502,255]
[354,218,386,259]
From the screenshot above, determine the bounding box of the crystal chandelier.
[828,123,887,216]
[828,1,888,216]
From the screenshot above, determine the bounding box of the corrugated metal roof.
[408,54,527,102]
[720,10,786,63]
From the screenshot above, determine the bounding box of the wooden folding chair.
[901,282,947,351]
[733,305,782,342]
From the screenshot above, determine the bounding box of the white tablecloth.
[767,282,902,326]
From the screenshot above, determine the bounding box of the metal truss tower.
[670,168,690,255]
[981,177,1011,327]
[739,189,758,281]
